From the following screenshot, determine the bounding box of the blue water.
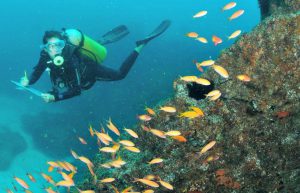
[0,0,260,192]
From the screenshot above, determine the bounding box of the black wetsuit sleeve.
[28,53,48,85]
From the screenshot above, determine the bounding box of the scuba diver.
[19,20,171,102]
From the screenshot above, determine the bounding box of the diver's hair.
[42,31,64,44]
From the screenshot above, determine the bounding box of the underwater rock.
[0,127,27,171]
[258,0,300,20]
[73,6,299,193]
[21,111,98,159]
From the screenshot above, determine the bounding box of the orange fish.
[26,173,36,182]
[6,189,13,193]
[222,2,236,11]
[41,173,55,185]
[212,35,223,46]
[236,74,251,82]
[145,107,156,115]
[229,10,244,20]
[14,176,29,189]
[88,124,95,136]
[150,129,166,138]
[171,135,187,142]
[186,32,198,38]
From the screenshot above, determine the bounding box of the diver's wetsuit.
[28,43,139,101]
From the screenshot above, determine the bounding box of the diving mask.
[41,39,66,55]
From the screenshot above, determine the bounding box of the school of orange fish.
[6,2,250,193]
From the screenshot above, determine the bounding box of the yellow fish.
[119,140,135,147]
[164,130,181,136]
[229,9,244,20]
[190,106,204,116]
[195,78,211,86]
[193,10,208,18]
[228,30,241,39]
[206,90,221,97]
[138,114,152,121]
[159,179,174,190]
[78,156,94,167]
[144,175,156,180]
[150,129,166,138]
[212,65,229,78]
[100,178,115,183]
[148,158,164,164]
[196,37,208,43]
[143,190,154,193]
[96,132,113,142]
[14,176,29,189]
[159,106,176,113]
[124,128,139,138]
[209,92,222,101]
[70,149,79,159]
[106,118,120,136]
[179,111,200,119]
[134,178,159,187]
[124,146,141,153]
[198,59,215,67]
[78,137,87,145]
[99,147,117,153]
[56,180,74,187]
[88,124,94,136]
[180,75,198,82]
[200,140,216,155]
[222,2,236,11]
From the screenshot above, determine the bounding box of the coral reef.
[0,127,27,171]
[73,3,299,193]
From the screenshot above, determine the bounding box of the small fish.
[193,10,208,18]
[88,124,94,136]
[145,107,156,115]
[195,78,211,86]
[150,129,166,138]
[26,173,36,182]
[229,9,244,20]
[44,187,57,193]
[200,140,216,155]
[198,59,215,67]
[124,146,141,153]
[78,137,87,145]
[190,106,204,116]
[148,158,164,164]
[76,187,96,193]
[96,132,113,142]
[119,140,135,147]
[56,180,74,187]
[134,178,159,188]
[124,128,139,138]
[180,75,198,82]
[159,106,176,113]
[212,35,223,46]
[99,147,117,153]
[138,114,152,121]
[143,190,154,193]
[228,30,241,39]
[100,178,115,183]
[6,189,13,193]
[186,32,199,38]
[209,92,222,101]
[14,176,29,189]
[158,179,174,190]
[164,130,181,136]
[179,111,200,119]
[24,190,33,193]
[222,2,236,11]
[41,173,55,185]
[78,156,94,167]
[212,65,229,78]
[206,90,221,97]
[70,149,79,159]
[106,118,121,136]
[236,74,251,82]
[196,37,208,43]
[144,175,156,180]
[172,135,187,142]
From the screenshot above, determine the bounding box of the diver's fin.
[98,25,130,45]
[136,20,171,46]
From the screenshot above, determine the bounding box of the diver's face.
[44,37,65,59]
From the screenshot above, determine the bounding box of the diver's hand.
[20,76,29,87]
[41,93,55,103]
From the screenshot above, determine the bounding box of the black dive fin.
[136,20,171,46]
[98,25,130,45]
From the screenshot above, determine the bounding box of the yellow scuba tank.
[64,29,107,64]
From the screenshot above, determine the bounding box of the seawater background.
[0,0,259,191]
